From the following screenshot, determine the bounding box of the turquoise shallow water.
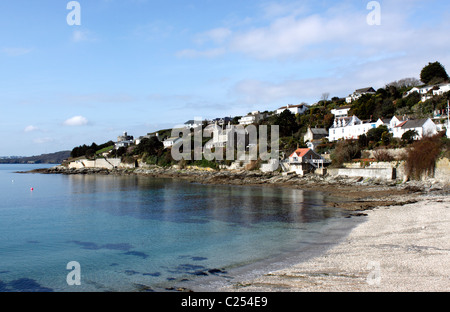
[0,164,345,292]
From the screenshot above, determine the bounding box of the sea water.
[0,164,347,292]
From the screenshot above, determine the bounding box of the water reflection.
[64,175,342,226]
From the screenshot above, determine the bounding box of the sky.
[1,0,449,156]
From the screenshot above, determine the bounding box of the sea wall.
[68,158,123,170]
[338,157,450,183]
[328,167,396,180]
[343,160,406,179]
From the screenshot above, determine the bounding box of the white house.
[345,87,376,103]
[392,118,437,140]
[432,83,450,96]
[276,104,308,115]
[238,111,262,125]
[163,137,182,149]
[328,115,378,142]
[404,85,444,102]
[330,106,351,118]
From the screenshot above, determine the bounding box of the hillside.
[0,151,71,164]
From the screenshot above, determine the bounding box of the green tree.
[85,149,96,159]
[402,130,418,144]
[366,125,388,143]
[381,131,392,146]
[350,94,377,120]
[271,110,299,137]
[134,137,163,156]
[358,133,369,148]
[420,61,449,85]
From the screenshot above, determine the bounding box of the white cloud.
[175,0,450,104]
[1,47,33,56]
[176,48,226,58]
[24,125,39,133]
[72,29,95,43]
[195,27,232,44]
[64,116,89,126]
[178,1,449,62]
[33,137,53,144]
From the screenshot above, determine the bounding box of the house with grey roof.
[392,118,437,140]
[304,127,328,143]
[346,87,376,103]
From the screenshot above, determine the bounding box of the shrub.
[373,149,394,162]
[331,140,361,167]
[121,156,136,164]
[245,159,261,171]
[405,134,443,180]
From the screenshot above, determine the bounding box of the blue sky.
[1,0,449,156]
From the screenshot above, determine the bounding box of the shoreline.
[215,193,450,292]
[24,165,447,211]
[24,165,450,292]
[176,213,365,292]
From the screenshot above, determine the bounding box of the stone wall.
[339,157,450,183]
[68,158,124,170]
[435,158,450,183]
[328,167,396,180]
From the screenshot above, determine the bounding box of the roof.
[184,120,203,124]
[401,119,429,129]
[278,104,308,110]
[395,121,408,128]
[355,87,376,93]
[289,148,312,158]
[309,128,328,135]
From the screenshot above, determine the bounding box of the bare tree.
[321,92,330,101]
[386,77,421,88]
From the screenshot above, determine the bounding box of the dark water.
[0,164,346,292]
